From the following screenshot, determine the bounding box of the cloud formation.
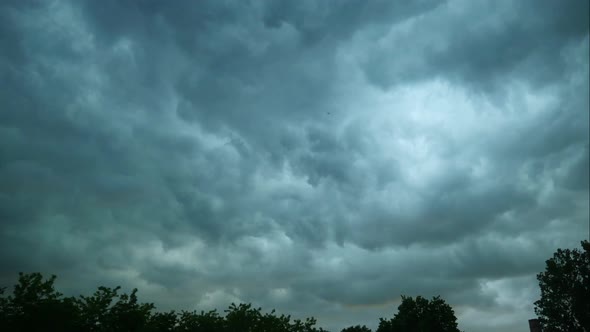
[0,1,588,331]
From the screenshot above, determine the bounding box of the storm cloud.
[0,1,588,331]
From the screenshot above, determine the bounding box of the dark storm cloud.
[360,0,589,91]
[0,1,587,331]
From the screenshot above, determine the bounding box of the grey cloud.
[0,1,587,332]
[360,0,589,92]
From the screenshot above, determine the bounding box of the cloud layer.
[1,1,588,331]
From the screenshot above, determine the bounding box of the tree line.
[0,240,587,332]
[0,272,460,332]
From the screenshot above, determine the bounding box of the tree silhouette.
[0,272,330,332]
[176,309,223,332]
[376,295,460,332]
[0,273,80,332]
[534,240,590,332]
[341,324,372,332]
[0,273,469,332]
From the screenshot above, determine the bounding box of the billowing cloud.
[0,1,588,331]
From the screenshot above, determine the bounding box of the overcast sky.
[0,1,588,331]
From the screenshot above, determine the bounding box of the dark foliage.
[0,272,472,332]
[376,295,460,332]
[0,272,328,332]
[534,240,590,332]
[341,324,372,332]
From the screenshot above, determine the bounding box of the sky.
[0,0,588,331]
